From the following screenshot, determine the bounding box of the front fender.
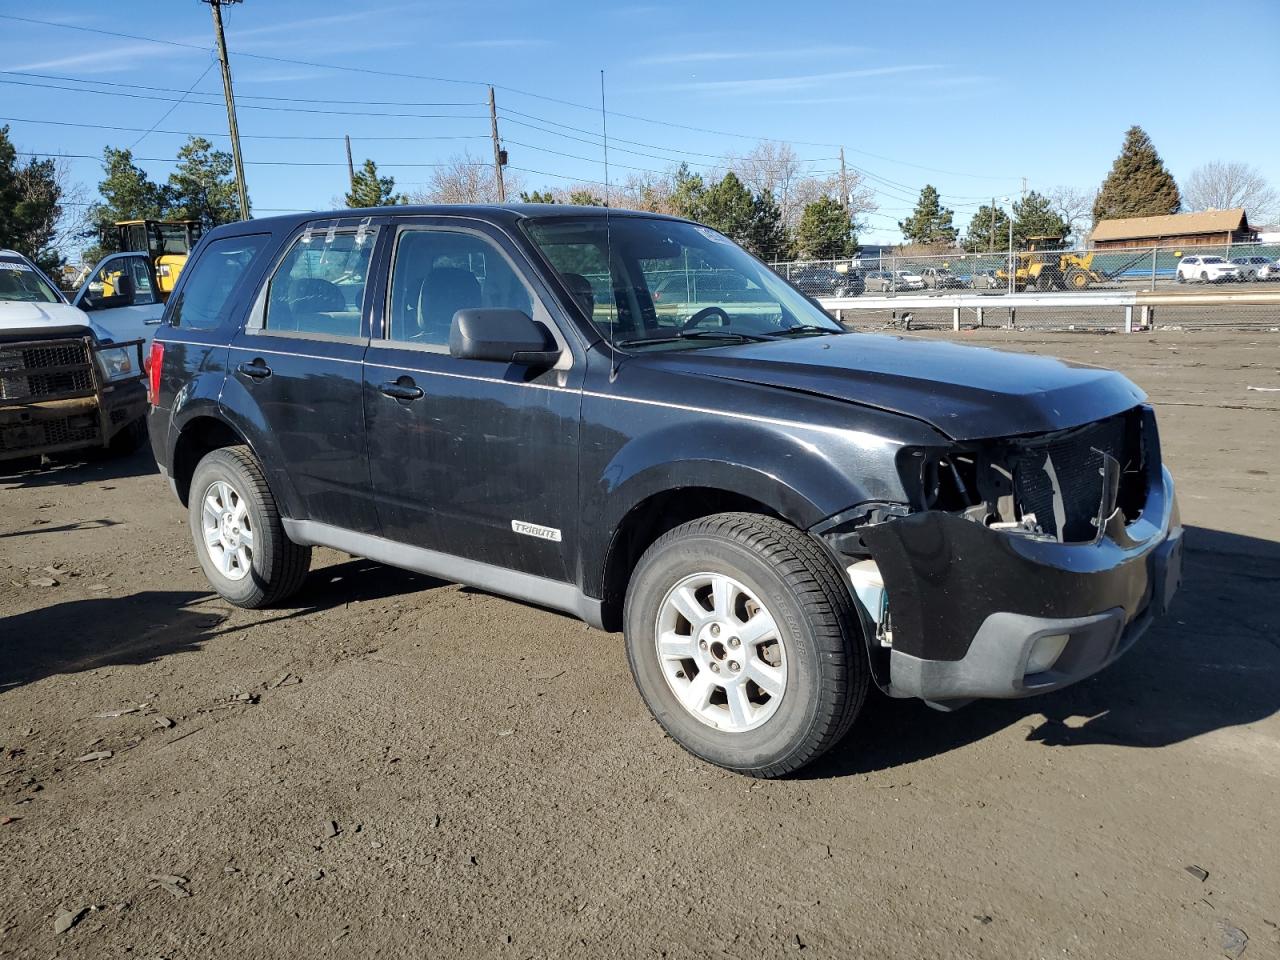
[578,414,902,598]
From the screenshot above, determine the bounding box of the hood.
[0,300,104,341]
[640,333,1146,441]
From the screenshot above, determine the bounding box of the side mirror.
[449,309,559,367]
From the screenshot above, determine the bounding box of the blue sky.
[2,0,1278,246]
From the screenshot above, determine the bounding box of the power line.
[0,77,488,121]
[0,70,483,108]
[1,115,488,142]
[0,13,1016,178]
[130,60,216,148]
[17,150,491,170]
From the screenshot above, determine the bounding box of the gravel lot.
[2,329,1277,959]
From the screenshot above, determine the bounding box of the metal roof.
[1090,208,1250,242]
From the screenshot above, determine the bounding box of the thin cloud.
[634,45,868,66]
[2,42,199,75]
[450,38,551,49]
[661,64,940,96]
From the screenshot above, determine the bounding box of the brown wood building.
[1090,208,1257,249]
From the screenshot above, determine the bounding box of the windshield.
[523,216,842,351]
[0,258,61,303]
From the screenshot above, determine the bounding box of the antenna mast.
[600,69,618,380]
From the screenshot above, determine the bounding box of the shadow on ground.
[0,446,159,489]
[804,524,1280,779]
[0,558,445,692]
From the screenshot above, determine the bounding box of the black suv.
[148,205,1183,777]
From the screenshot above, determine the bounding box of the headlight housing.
[94,343,142,383]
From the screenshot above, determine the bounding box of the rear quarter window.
[169,234,271,330]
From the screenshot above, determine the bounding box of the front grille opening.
[0,341,93,401]
[1009,410,1147,543]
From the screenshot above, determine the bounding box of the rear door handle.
[379,378,424,401]
[237,359,272,380]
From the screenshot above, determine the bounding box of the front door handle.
[379,378,424,401]
[237,359,272,380]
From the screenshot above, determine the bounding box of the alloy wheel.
[200,479,254,581]
[654,572,787,732]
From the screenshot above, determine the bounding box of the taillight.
[148,340,164,405]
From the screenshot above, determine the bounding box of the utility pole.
[488,86,506,203]
[989,197,995,254]
[203,0,250,221]
[838,147,849,219]
[1021,176,1028,199]
[345,135,356,196]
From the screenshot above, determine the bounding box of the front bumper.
[857,466,1182,705]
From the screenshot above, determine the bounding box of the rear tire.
[623,513,867,778]
[188,445,311,608]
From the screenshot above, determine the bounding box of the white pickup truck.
[0,250,148,469]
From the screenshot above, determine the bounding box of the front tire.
[188,445,311,608]
[623,513,867,778]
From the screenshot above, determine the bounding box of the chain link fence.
[772,240,1280,299]
[825,301,1280,333]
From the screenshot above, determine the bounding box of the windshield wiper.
[616,329,773,347]
[770,324,844,337]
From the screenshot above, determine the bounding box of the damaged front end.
[816,405,1183,708]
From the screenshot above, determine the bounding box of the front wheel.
[624,513,867,777]
[188,446,311,608]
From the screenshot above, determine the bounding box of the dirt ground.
[2,330,1277,960]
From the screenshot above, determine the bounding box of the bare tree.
[1047,185,1098,245]
[1183,161,1279,223]
[406,151,522,205]
[789,171,876,235]
[726,142,803,225]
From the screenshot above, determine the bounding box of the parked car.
[1,249,148,468]
[919,266,966,290]
[972,268,1004,289]
[892,269,926,291]
[865,270,921,292]
[149,206,1183,778]
[1176,256,1241,283]
[782,265,864,298]
[1229,255,1279,281]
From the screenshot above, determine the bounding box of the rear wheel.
[1200,271,1210,283]
[1065,268,1090,290]
[188,445,311,608]
[624,513,867,778]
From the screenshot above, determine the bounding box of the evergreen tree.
[345,158,405,207]
[86,146,168,258]
[898,184,956,245]
[697,172,756,244]
[0,126,64,272]
[165,136,244,227]
[962,203,1013,253]
[519,190,555,204]
[1012,191,1069,246]
[794,197,857,259]
[668,163,707,221]
[744,189,791,262]
[1093,125,1181,222]
[567,189,604,206]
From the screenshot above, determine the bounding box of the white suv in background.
[1176,256,1242,283]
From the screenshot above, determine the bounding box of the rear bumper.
[858,466,1182,705]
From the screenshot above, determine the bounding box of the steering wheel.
[681,306,732,331]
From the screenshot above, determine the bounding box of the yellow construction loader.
[95,220,203,300]
[996,236,1104,291]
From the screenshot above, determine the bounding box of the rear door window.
[264,230,376,339]
[169,235,271,330]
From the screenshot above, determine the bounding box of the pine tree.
[567,189,604,206]
[166,136,244,227]
[519,190,555,204]
[962,203,1013,253]
[0,126,65,272]
[346,158,405,208]
[794,197,857,259]
[1093,126,1181,222]
[744,189,791,262]
[1012,191,1069,246]
[85,146,168,260]
[668,164,707,221]
[697,172,756,244]
[898,185,956,245]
